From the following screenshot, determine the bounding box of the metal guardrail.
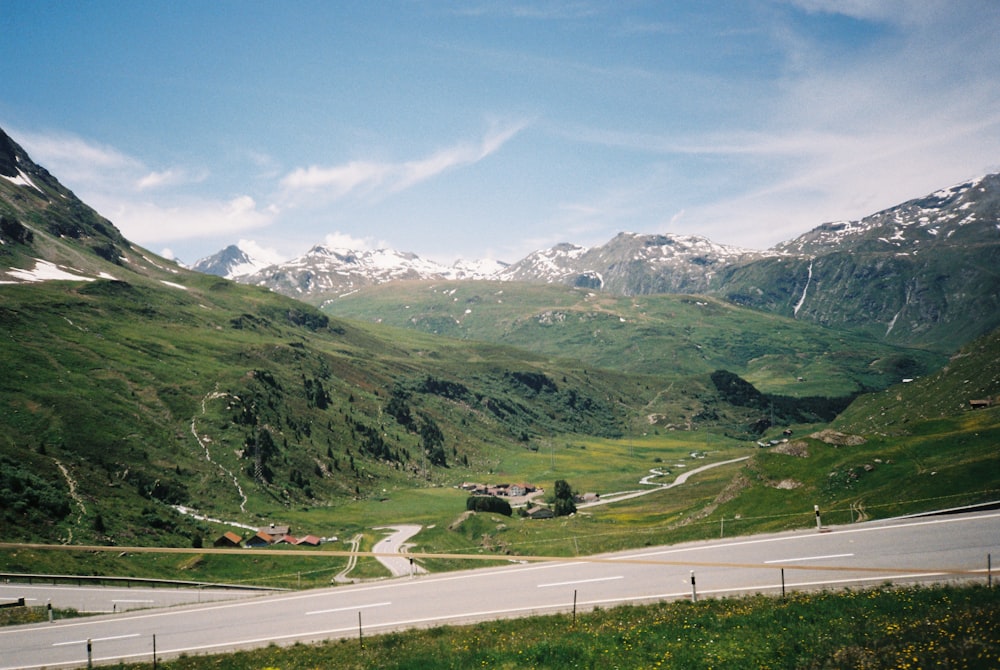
[0,572,279,591]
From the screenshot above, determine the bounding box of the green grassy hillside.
[1,269,671,545]
[322,280,944,396]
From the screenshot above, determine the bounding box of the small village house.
[213,531,243,548]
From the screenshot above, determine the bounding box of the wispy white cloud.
[783,0,947,25]
[90,195,275,245]
[16,130,141,185]
[393,122,526,192]
[280,121,528,203]
[546,0,1000,249]
[322,231,385,251]
[236,238,286,266]
[280,161,390,197]
[452,2,600,20]
[136,168,206,191]
[14,129,276,245]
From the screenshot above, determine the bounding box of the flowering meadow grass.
[118,583,998,669]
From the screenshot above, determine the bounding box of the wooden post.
[781,568,785,598]
[572,589,577,625]
[358,611,363,649]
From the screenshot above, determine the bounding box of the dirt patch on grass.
[810,429,866,446]
[713,471,752,505]
[771,440,810,457]
[448,510,475,531]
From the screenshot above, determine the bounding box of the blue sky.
[3,1,999,265]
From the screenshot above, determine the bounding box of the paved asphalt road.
[2,511,997,669]
[371,525,427,576]
[0,583,264,614]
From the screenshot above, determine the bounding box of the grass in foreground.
[116,584,998,669]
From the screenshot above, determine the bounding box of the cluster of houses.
[213,524,327,548]
[459,482,600,519]
[459,482,540,498]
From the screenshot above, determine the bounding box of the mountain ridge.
[195,172,1000,351]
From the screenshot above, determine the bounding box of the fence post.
[781,568,785,598]
[573,589,577,625]
[358,611,363,649]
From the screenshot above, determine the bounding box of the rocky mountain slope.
[190,244,272,279]
[495,232,768,293]
[718,175,1000,350]
[1,128,135,280]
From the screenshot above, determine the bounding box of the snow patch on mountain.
[775,175,992,255]
[0,168,44,193]
[1,259,97,283]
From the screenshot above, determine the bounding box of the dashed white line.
[765,553,854,564]
[53,633,141,647]
[307,601,391,616]
[538,576,624,588]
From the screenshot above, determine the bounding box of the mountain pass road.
[1,511,997,669]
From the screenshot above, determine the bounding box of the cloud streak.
[280,121,528,203]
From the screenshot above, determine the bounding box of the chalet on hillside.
[213,531,243,548]
[246,531,276,548]
[260,523,291,537]
[460,482,539,497]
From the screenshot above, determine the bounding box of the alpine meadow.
[2,121,999,667]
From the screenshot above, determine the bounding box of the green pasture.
[86,584,1000,669]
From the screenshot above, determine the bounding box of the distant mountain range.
[195,173,1000,351]
[194,244,507,297]
[192,232,762,295]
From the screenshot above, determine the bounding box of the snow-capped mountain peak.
[191,244,273,279]
[774,174,997,255]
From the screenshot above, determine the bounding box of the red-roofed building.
[246,531,275,548]
[213,531,243,547]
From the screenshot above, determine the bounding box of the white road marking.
[765,553,854,564]
[53,633,141,647]
[306,601,391,616]
[538,576,624,588]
